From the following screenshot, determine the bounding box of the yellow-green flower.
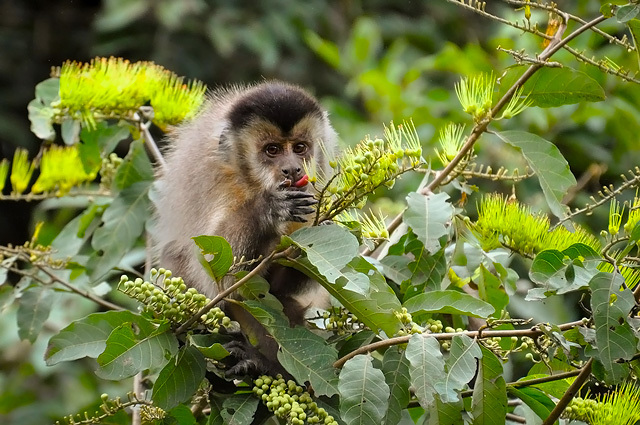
[0,159,9,193]
[455,73,495,121]
[31,145,99,195]
[10,148,36,195]
[436,123,466,165]
[57,57,206,129]
[623,189,640,234]
[608,199,624,236]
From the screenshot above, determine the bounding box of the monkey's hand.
[272,189,317,223]
[223,339,288,378]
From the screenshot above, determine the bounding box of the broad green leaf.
[529,244,601,299]
[113,138,154,190]
[17,286,55,343]
[28,78,59,140]
[381,348,411,425]
[493,131,576,220]
[404,290,494,318]
[61,117,80,145]
[167,405,197,425]
[45,310,142,365]
[188,334,229,360]
[379,255,413,284]
[51,204,106,260]
[403,238,447,299]
[192,235,233,282]
[281,255,403,336]
[339,355,390,425]
[435,335,481,403]
[520,67,605,107]
[427,395,464,425]
[406,334,445,408]
[242,301,339,397]
[345,17,382,69]
[96,322,178,380]
[90,180,151,279]
[80,122,129,170]
[589,271,637,383]
[152,345,206,410]
[304,30,341,69]
[518,373,571,400]
[287,225,359,284]
[219,393,259,425]
[628,19,640,68]
[472,346,506,425]
[617,4,640,22]
[404,192,453,255]
[235,272,283,311]
[476,265,508,317]
[508,387,554,421]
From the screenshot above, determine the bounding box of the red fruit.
[294,175,309,188]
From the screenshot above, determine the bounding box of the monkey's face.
[233,116,321,190]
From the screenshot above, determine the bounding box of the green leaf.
[492,131,576,220]
[152,345,206,410]
[627,19,640,68]
[17,286,55,343]
[218,393,259,425]
[304,31,341,69]
[241,301,339,397]
[406,334,445,408]
[403,238,448,298]
[404,290,494,318]
[404,192,453,255]
[45,310,142,365]
[192,236,233,282]
[617,4,640,22]
[477,265,508,317]
[427,395,464,425]
[282,255,403,336]
[339,354,390,425]
[589,271,637,383]
[520,67,605,107]
[61,117,81,145]
[379,255,413,284]
[90,180,151,279]
[167,405,197,425]
[381,348,411,425]
[529,244,601,299]
[188,334,230,360]
[80,122,129,170]
[113,139,154,190]
[345,17,382,70]
[435,335,481,403]
[96,321,178,380]
[472,346,506,425]
[28,78,59,141]
[287,225,360,284]
[507,387,554,421]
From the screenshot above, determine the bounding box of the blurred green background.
[1,1,640,423]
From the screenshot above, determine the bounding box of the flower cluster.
[310,121,422,221]
[472,194,601,256]
[118,268,230,332]
[393,307,423,336]
[10,148,36,195]
[321,307,362,335]
[31,145,99,195]
[56,57,206,129]
[253,375,337,425]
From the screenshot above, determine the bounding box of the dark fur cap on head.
[227,82,324,134]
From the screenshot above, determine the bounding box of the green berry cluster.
[139,405,166,423]
[118,268,230,332]
[394,307,423,336]
[253,375,337,425]
[322,308,362,335]
[563,397,602,421]
[425,318,443,334]
[99,153,122,191]
[440,326,465,350]
[316,121,422,220]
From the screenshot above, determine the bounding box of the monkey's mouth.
[280,175,310,190]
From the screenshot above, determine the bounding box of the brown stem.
[175,248,290,333]
[541,358,593,425]
[333,319,586,368]
[378,12,608,245]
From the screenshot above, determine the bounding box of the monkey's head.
[220,82,335,190]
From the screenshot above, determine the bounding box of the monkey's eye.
[265,144,281,157]
[293,142,308,155]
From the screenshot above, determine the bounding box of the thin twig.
[333,319,587,368]
[541,358,593,425]
[175,248,291,333]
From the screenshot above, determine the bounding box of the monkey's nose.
[282,167,303,181]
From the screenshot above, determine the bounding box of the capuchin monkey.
[154,81,337,376]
